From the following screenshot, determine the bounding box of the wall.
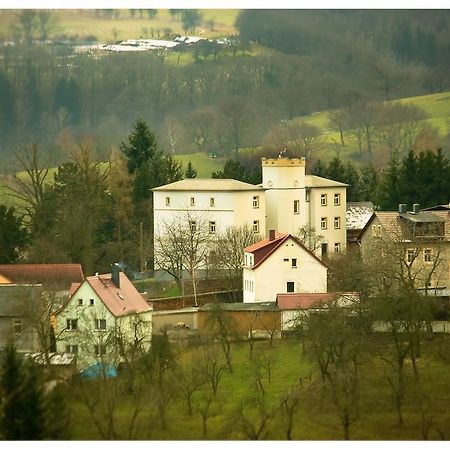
[244,237,327,303]
[152,309,198,334]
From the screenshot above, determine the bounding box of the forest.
[0,9,449,167]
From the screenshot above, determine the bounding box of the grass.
[64,335,450,440]
[175,152,225,178]
[0,9,239,43]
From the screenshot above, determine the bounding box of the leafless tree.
[211,225,261,300]
[264,120,324,159]
[187,107,217,153]
[295,225,324,253]
[155,210,215,306]
[198,344,227,397]
[175,362,205,415]
[280,384,302,440]
[235,395,274,440]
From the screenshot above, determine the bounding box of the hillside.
[0,9,239,42]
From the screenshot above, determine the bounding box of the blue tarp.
[80,363,118,378]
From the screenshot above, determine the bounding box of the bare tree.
[211,225,261,300]
[264,120,324,159]
[328,109,349,146]
[280,384,302,440]
[235,395,274,440]
[187,107,217,153]
[6,142,50,221]
[198,344,227,397]
[175,362,205,416]
[218,96,255,156]
[155,210,215,306]
[295,225,324,253]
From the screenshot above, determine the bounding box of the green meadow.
[65,336,450,440]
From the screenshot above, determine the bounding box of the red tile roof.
[277,292,359,310]
[78,272,151,317]
[0,264,84,287]
[245,234,327,270]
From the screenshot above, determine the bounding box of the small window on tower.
[165,197,170,206]
[190,197,195,206]
[210,197,215,207]
[253,196,259,208]
[294,200,300,214]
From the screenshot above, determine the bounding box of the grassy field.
[0,9,239,42]
[63,336,450,440]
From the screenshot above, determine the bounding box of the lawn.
[64,335,450,440]
[0,9,239,42]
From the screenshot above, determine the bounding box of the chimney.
[111,263,121,288]
[412,203,420,214]
[269,229,276,241]
[398,204,407,214]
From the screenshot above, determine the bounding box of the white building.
[56,265,152,368]
[243,230,328,303]
[262,157,347,257]
[153,178,266,241]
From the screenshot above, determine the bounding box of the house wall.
[243,237,327,303]
[309,186,347,257]
[152,309,198,334]
[360,216,450,292]
[56,282,117,368]
[116,311,152,351]
[0,317,38,352]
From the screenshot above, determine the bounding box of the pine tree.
[0,345,69,440]
[185,161,197,178]
[120,119,158,174]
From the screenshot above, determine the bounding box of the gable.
[252,236,327,270]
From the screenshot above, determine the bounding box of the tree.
[264,120,324,159]
[0,205,27,263]
[154,210,214,306]
[0,345,69,439]
[120,119,158,174]
[210,225,261,299]
[218,97,255,156]
[185,161,197,178]
[181,10,203,34]
[295,225,324,253]
[212,159,260,184]
[187,107,216,153]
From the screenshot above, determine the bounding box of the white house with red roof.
[55,264,152,368]
[243,230,328,303]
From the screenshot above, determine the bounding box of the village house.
[359,204,450,296]
[243,230,328,303]
[55,264,152,368]
[346,201,374,250]
[0,264,85,353]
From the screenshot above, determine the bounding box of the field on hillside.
[64,336,450,440]
[0,9,239,42]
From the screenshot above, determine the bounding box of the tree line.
[1,10,449,164]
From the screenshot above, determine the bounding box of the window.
[293,200,300,214]
[334,243,341,254]
[253,220,259,233]
[94,345,107,356]
[210,197,215,207]
[13,319,22,334]
[253,196,259,208]
[78,298,83,306]
[305,188,310,203]
[334,193,340,206]
[283,258,289,262]
[66,319,78,331]
[321,243,328,257]
[66,345,78,354]
[95,319,107,330]
[165,197,170,206]
[334,217,341,229]
[372,224,382,237]
[320,194,327,206]
[190,221,197,233]
[320,217,327,230]
[89,299,94,306]
[190,197,195,206]
[291,258,297,268]
[287,282,295,293]
[424,249,432,263]
[406,249,415,263]
[209,221,216,234]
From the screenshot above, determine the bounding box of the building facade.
[243,231,328,303]
[56,267,152,368]
[262,157,347,257]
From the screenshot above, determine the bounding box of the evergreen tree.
[344,161,361,202]
[0,205,28,263]
[0,346,68,440]
[359,164,378,203]
[326,157,346,182]
[185,161,197,178]
[212,159,250,183]
[375,154,401,210]
[120,119,158,174]
[311,159,327,177]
